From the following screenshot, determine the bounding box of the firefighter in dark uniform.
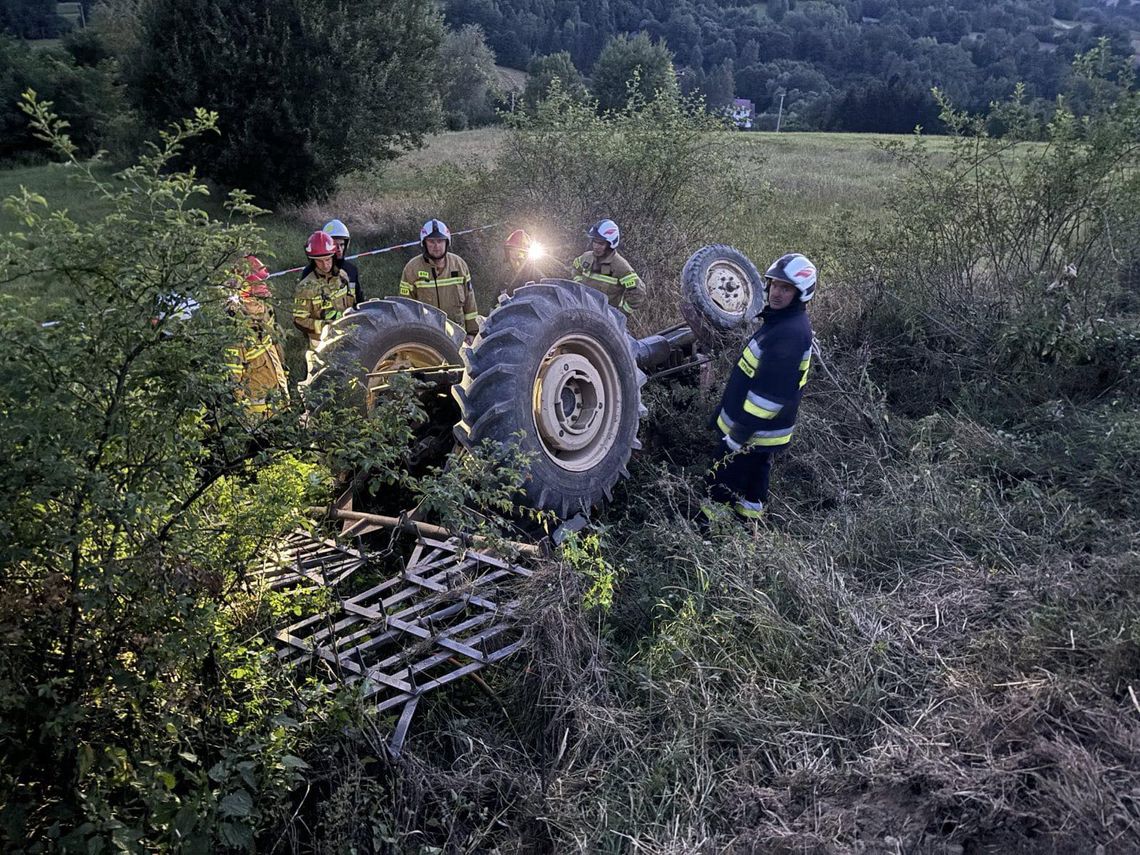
[705,253,817,522]
[572,219,645,316]
[399,218,480,339]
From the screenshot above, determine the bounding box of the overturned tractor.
[300,245,767,519]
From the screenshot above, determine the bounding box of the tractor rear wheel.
[301,297,464,414]
[680,244,766,332]
[454,280,646,519]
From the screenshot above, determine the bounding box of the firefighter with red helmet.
[298,219,364,303]
[399,218,480,338]
[500,228,554,298]
[292,230,357,351]
[572,219,645,316]
[225,255,289,419]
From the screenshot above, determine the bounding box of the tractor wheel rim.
[533,334,622,472]
[366,343,447,405]
[371,343,446,376]
[706,260,751,315]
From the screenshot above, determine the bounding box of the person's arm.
[462,271,480,336]
[399,260,415,297]
[618,268,645,315]
[572,253,587,282]
[742,339,801,422]
[292,286,319,336]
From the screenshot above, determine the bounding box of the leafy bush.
[837,44,1140,419]
[0,95,440,850]
[460,83,753,332]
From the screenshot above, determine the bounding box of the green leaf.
[218,789,253,819]
[218,821,254,850]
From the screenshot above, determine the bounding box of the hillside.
[445,0,1140,129]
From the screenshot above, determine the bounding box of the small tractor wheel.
[680,244,766,332]
[454,280,646,519]
[301,297,464,413]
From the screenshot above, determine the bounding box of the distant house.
[731,98,755,130]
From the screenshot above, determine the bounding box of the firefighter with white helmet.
[299,219,364,304]
[399,218,480,338]
[704,252,817,523]
[292,230,357,352]
[571,218,645,316]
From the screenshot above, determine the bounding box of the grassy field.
[0,128,932,286]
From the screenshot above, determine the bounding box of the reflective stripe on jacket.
[399,252,479,335]
[293,267,356,348]
[572,250,645,316]
[713,302,813,450]
[229,299,289,417]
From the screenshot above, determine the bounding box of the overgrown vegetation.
[2,37,1139,854]
[303,44,1140,852]
[457,81,753,334]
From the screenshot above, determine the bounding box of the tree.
[0,0,65,39]
[591,31,675,113]
[703,59,735,110]
[436,24,502,129]
[126,0,444,205]
[0,34,127,162]
[524,50,588,110]
[768,0,788,24]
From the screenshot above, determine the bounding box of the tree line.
[1,0,1137,206]
[449,0,1139,129]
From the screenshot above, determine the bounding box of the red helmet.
[243,254,269,283]
[241,254,271,298]
[305,231,338,258]
[505,229,532,250]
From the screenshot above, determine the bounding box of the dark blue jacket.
[712,301,813,451]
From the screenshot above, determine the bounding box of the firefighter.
[399,218,480,339]
[500,228,557,298]
[292,230,357,351]
[704,253,817,523]
[571,219,645,316]
[298,219,364,303]
[225,255,289,420]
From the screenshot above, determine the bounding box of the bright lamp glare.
[527,242,546,261]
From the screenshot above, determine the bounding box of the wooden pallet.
[265,530,531,754]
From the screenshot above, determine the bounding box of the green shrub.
[0,95,434,851]
[836,44,1140,420]
[460,83,754,333]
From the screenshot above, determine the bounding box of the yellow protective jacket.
[572,250,645,316]
[399,252,479,335]
[225,298,289,418]
[292,267,356,348]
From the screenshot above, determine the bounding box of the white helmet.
[420,218,451,259]
[323,219,350,254]
[323,218,350,239]
[420,218,451,243]
[765,253,817,302]
[588,219,620,250]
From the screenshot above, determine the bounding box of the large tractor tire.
[454,280,647,519]
[680,244,766,332]
[301,297,464,413]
